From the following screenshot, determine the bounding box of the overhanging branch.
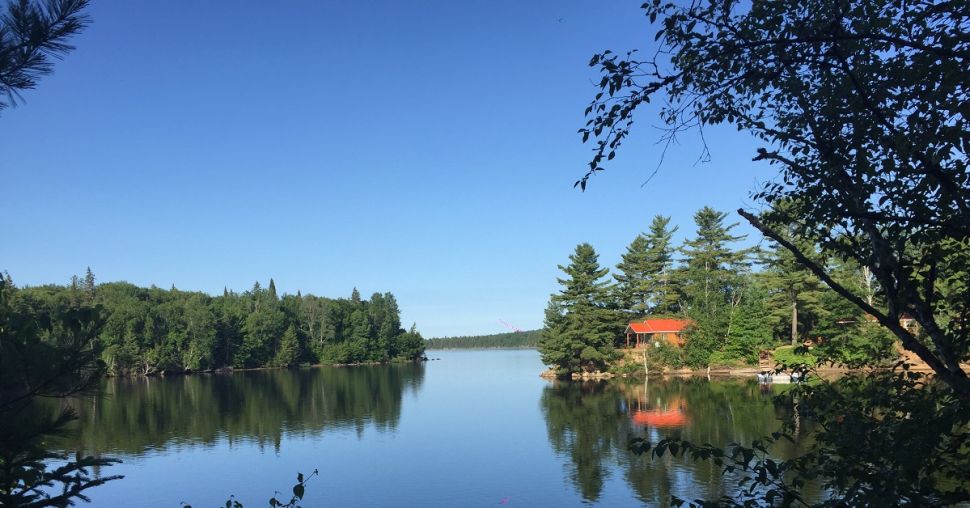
[737,208,967,391]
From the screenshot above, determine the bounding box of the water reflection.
[54,363,425,456]
[541,377,810,504]
[39,352,829,506]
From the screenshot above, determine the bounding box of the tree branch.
[738,208,970,398]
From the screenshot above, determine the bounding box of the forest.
[540,208,898,375]
[425,330,540,349]
[5,272,426,376]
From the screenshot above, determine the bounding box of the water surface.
[57,349,807,506]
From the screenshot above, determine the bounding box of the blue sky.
[0,1,770,337]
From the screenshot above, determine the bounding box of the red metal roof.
[627,319,690,334]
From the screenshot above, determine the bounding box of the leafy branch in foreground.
[0,0,90,112]
[0,276,122,507]
[182,469,319,508]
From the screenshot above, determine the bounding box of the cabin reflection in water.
[625,381,688,428]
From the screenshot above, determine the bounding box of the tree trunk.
[791,299,798,346]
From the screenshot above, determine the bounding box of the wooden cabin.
[624,318,690,348]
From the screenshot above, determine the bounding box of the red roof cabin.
[625,318,690,348]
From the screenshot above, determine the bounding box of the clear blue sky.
[0,1,770,337]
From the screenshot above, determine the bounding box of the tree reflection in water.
[541,377,812,504]
[49,363,425,457]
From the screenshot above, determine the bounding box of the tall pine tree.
[614,215,678,316]
[761,236,825,345]
[642,215,678,314]
[539,243,619,376]
[676,207,753,367]
[614,234,651,316]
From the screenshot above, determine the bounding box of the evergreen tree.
[250,281,263,313]
[350,287,361,305]
[82,267,96,303]
[761,236,825,345]
[676,207,752,367]
[614,234,651,316]
[346,308,371,362]
[379,293,402,358]
[723,280,774,364]
[539,300,568,368]
[614,216,678,316]
[0,0,90,113]
[642,215,678,314]
[395,323,426,361]
[274,324,300,367]
[0,266,123,506]
[539,243,618,376]
[268,278,278,301]
[69,275,81,308]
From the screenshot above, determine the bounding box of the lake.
[55,349,810,507]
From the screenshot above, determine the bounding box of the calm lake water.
[54,349,810,507]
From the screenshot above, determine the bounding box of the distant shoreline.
[425,330,540,350]
[425,346,538,351]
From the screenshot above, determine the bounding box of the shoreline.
[540,364,943,381]
[106,357,429,378]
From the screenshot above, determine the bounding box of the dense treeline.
[540,208,897,375]
[425,330,540,349]
[6,273,425,376]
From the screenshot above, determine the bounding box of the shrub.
[649,342,685,369]
[773,346,817,369]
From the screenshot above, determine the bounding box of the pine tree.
[379,293,402,358]
[69,274,81,307]
[350,287,361,305]
[539,300,568,369]
[250,281,263,313]
[642,215,678,314]
[268,278,278,301]
[274,324,301,367]
[82,267,96,303]
[761,237,825,345]
[395,323,425,361]
[614,216,677,316]
[676,207,753,367]
[539,243,619,376]
[346,308,370,362]
[614,234,651,316]
[724,280,775,364]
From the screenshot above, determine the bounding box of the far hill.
[425,330,540,349]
